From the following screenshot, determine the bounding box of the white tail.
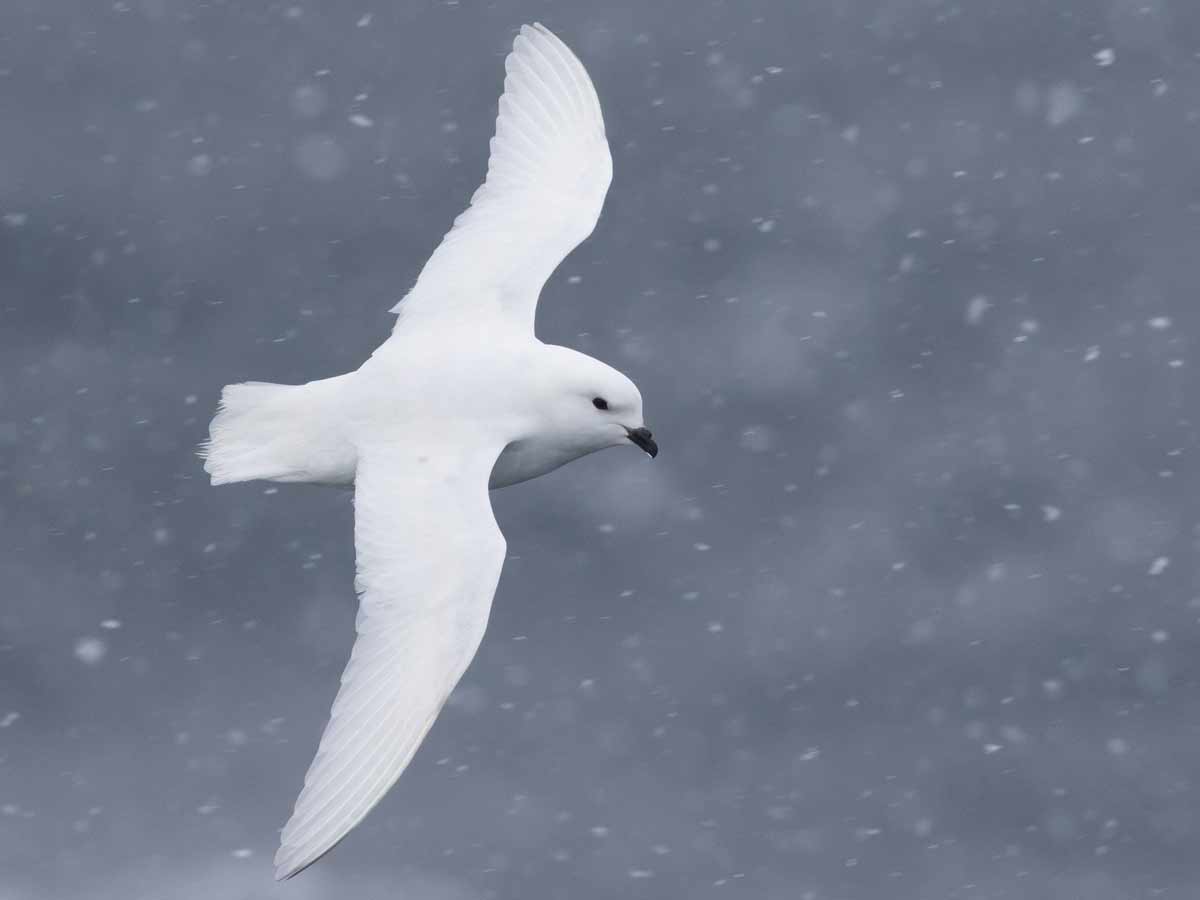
[200,376,357,486]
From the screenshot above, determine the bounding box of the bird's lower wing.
[274,438,507,880]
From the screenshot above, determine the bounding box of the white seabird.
[200,22,657,881]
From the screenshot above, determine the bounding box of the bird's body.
[200,23,656,880]
[206,331,636,489]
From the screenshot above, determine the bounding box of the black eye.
[592,397,609,411]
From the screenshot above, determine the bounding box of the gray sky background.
[3,1,1200,898]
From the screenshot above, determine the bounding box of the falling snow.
[73,637,107,666]
[4,4,1200,898]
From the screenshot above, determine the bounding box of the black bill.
[626,426,658,458]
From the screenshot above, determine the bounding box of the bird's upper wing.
[388,22,612,333]
[274,436,507,880]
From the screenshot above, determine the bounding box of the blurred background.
[3,1,1200,897]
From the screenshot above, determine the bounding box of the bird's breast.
[489,436,590,489]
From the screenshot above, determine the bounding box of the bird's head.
[532,346,657,459]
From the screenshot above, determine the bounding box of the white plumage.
[272,442,506,879]
[202,23,657,882]
[389,23,612,331]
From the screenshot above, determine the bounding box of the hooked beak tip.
[626,426,658,459]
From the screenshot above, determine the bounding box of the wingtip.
[274,833,346,882]
[519,21,557,44]
[273,847,294,881]
[273,846,306,882]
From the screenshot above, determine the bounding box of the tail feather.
[200,377,356,486]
